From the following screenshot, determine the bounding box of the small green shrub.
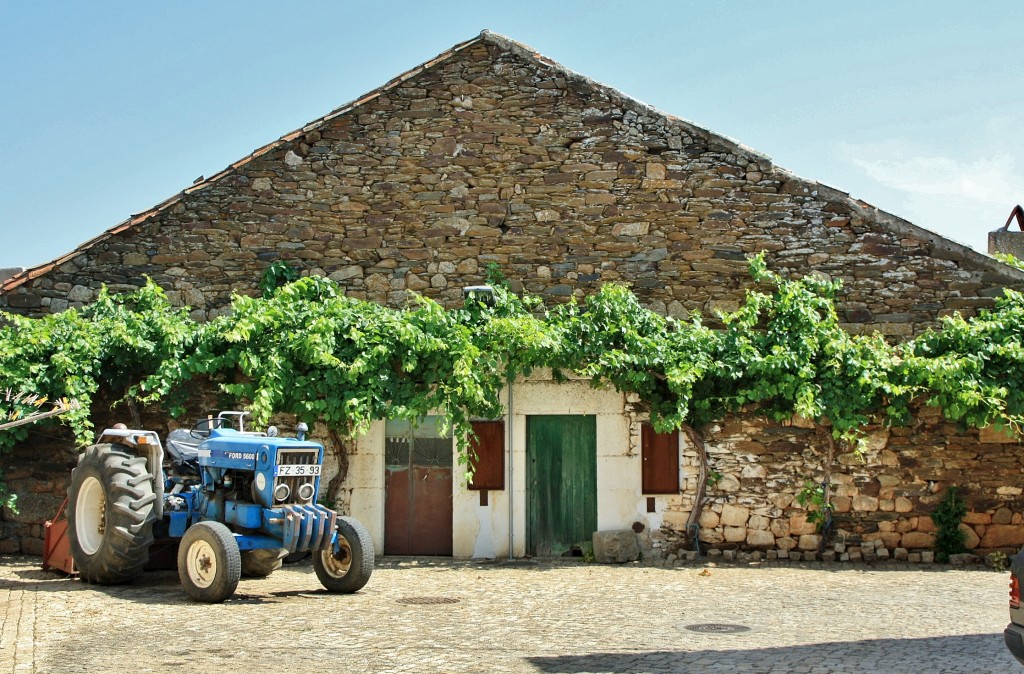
[258,261,299,298]
[931,486,968,563]
[989,550,1009,572]
[796,480,832,531]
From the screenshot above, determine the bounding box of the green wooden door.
[526,415,597,557]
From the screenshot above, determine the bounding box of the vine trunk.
[324,426,351,509]
[681,423,709,549]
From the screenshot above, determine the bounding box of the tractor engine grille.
[274,447,320,505]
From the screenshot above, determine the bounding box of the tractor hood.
[199,428,324,471]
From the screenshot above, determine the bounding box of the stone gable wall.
[4,39,1023,335]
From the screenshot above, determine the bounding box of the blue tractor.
[66,411,373,603]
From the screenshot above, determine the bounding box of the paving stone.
[0,555,1016,673]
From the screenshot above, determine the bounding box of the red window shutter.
[468,420,504,490]
[642,424,679,494]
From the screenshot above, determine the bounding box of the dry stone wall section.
[643,406,1024,562]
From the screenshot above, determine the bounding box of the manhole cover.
[685,623,750,634]
[395,596,460,605]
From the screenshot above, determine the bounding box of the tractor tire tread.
[68,444,156,585]
[127,473,153,487]
[313,515,374,593]
[112,483,149,500]
[177,521,241,603]
[110,501,149,521]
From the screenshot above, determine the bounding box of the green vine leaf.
[4,256,1024,514]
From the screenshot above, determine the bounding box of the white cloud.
[847,148,1023,203]
[840,141,1024,251]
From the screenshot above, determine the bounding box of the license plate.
[275,464,321,477]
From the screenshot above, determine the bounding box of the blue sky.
[2,1,1022,269]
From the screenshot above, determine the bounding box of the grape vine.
[2,256,1024,521]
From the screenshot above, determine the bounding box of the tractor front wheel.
[313,516,374,593]
[67,444,156,584]
[177,521,241,603]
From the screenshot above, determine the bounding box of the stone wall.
[9,397,1024,561]
[0,430,78,555]
[645,405,1024,562]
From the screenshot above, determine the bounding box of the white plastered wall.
[342,372,689,558]
[347,421,386,556]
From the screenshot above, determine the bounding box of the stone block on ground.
[592,530,640,563]
[948,553,980,566]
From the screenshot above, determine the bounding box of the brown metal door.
[384,418,453,555]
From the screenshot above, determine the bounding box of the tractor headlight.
[297,483,315,502]
[274,483,291,503]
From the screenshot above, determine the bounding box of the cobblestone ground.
[0,555,1018,673]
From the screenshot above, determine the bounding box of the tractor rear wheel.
[240,548,287,577]
[67,444,156,584]
[178,521,241,603]
[313,516,374,593]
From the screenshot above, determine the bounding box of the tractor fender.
[95,427,165,519]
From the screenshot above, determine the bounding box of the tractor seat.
[165,428,201,469]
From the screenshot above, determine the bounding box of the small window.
[468,420,504,490]
[385,416,453,469]
[642,424,679,494]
